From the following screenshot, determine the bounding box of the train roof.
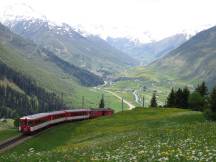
[20,109,92,120]
[65,109,91,112]
[90,108,113,111]
[20,112,49,120]
[20,110,66,120]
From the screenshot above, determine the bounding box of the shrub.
[188,92,204,111]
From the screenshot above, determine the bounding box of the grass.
[1,108,216,161]
[0,119,20,143]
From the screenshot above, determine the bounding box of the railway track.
[0,135,32,153]
[0,120,82,153]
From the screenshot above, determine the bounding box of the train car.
[90,108,114,118]
[101,108,114,116]
[19,110,66,134]
[65,109,90,121]
[90,109,103,118]
[19,108,114,134]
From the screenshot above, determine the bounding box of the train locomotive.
[19,108,113,134]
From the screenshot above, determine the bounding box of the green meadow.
[0,119,20,143]
[1,108,216,161]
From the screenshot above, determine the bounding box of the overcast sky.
[1,0,216,42]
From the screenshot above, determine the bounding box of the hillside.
[2,108,216,161]
[149,26,216,89]
[107,34,187,65]
[4,19,138,76]
[0,23,126,111]
[0,23,103,87]
[0,62,64,118]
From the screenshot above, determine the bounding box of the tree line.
[149,81,216,120]
[0,63,64,118]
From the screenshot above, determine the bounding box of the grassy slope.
[0,120,20,143]
[0,42,126,111]
[0,80,25,94]
[1,108,216,161]
[148,26,216,89]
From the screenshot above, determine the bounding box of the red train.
[19,108,113,134]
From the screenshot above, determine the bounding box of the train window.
[27,120,33,126]
[20,120,26,126]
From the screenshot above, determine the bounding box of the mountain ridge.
[106,34,188,65]
[4,18,138,76]
[149,25,216,88]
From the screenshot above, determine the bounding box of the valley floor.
[1,108,216,161]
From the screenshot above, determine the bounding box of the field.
[1,108,216,161]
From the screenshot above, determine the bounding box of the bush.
[204,109,216,121]
[188,92,204,111]
[14,118,20,128]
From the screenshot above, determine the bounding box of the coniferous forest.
[0,62,64,118]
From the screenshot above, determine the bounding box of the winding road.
[104,90,135,110]
[95,81,135,110]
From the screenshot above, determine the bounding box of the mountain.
[0,22,110,111]
[149,26,216,88]
[0,62,63,118]
[107,34,188,65]
[0,23,103,87]
[3,18,138,76]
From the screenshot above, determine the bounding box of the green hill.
[149,26,216,89]
[0,23,103,87]
[0,23,125,111]
[2,108,216,161]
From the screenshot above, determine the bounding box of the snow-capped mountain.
[4,17,137,75]
[1,2,215,68]
[71,24,156,44]
[106,34,190,65]
[0,3,47,23]
[0,3,213,44]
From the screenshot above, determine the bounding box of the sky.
[1,0,216,42]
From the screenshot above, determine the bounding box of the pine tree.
[189,92,204,111]
[210,87,216,112]
[195,82,208,96]
[99,94,105,108]
[167,88,176,107]
[175,88,184,108]
[150,92,157,108]
[182,87,190,108]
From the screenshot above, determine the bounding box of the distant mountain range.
[1,2,216,104]
[107,34,189,65]
[3,18,137,77]
[149,26,216,88]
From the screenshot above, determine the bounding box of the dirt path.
[104,90,135,110]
